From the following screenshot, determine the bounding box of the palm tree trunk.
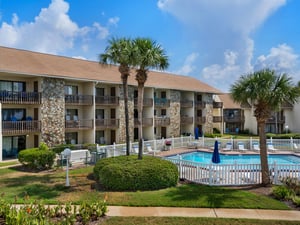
[258,121,270,185]
[121,72,130,156]
[137,83,144,159]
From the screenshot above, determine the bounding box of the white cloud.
[158,0,287,91]
[0,0,117,55]
[175,52,199,75]
[254,44,300,81]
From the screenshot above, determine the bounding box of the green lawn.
[1,164,297,224]
[0,165,289,210]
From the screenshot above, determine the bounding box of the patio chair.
[237,142,247,152]
[267,142,277,152]
[222,142,232,151]
[252,142,260,151]
[145,143,159,155]
[132,145,139,154]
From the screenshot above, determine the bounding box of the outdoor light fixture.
[62,148,71,187]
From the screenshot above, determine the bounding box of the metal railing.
[0,91,41,104]
[65,119,94,129]
[65,95,93,105]
[95,96,119,105]
[2,120,41,134]
[95,119,119,128]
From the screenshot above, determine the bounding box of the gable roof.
[0,46,222,94]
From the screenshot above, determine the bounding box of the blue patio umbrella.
[212,140,221,164]
[194,127,199,139]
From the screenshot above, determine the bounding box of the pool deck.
[156,147,300,157]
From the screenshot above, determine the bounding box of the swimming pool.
[167,151,300,165]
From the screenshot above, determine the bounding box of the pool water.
[168,151,300,165]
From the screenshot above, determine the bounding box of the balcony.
[267,116,285,124]
[134,118,153,127]
[0,91,41,104]
[195,101,206,109]
[95,96,119,106]
[155,117,170,126]
[65,95,93,105]
[196,117,206,124]
[154,98,170,108]
[180,116,193,124]
[213,116,223,123]
[65,119,93,130]
[2,120,41,135]
[180,100,193,108]
[95,119,119,129]
[213,101,223,108]
[224,116,244,123]
[134,98,153,107]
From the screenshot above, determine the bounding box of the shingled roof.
[0,46,222,94]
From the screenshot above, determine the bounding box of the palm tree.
[99,37,134,156]
[230,69,300,185]
[133,38,169,159]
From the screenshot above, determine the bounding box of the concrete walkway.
[107,206,300,221]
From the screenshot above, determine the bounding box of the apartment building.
[0,46,223,161]
[219,93,299,135]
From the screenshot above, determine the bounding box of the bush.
[272,185,293,200]
[51,144,75,154]
[18,143,56,170]
[94,155,178,191]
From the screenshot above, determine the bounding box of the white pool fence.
[62,136,300,186]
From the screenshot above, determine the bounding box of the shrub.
[272,185,293,200]
[51,144,75,154]
[18,143,56,170]
[94,155,178,191]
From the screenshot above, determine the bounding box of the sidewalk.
[107,206,300,221]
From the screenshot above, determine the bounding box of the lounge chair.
[222,142,232,151]
[293,143,299,150]
[252,142,260,151]
[267,142,277,152]
[132,145,139,154]
[145,144,159,155]
[238,142,247,151]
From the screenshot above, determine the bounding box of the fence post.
[154,139,157,151]
[209,163,213,185]
[178,154,182,178]
[250,137,252,150]
[291,137,293,150]
[113,142,116,157]
[273,162,278,185]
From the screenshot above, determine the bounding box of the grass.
[1,164,298,224]
[0,160,19,168]
[0,165,289,210]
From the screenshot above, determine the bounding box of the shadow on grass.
[164,183,243,208]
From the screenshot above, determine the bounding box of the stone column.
[169,90,181,137]
[40,78,65,147]
[118,85,134,143]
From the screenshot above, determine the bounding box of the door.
[110,130,116,144]
[161,127,167,139]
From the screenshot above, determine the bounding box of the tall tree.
[99,37,134,155]
[133,38,169,159]
[230,69,300,185]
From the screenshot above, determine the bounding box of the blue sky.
[0,0,299,92]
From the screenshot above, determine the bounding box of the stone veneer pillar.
[203,94,214,134]
[118,85,134,143]
[40,78,65,147]
[169,90,181,137]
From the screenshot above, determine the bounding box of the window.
[161,109,166,116]
[161,91,166,98]
[65,109,78,120]
[65,132,78,144]
[0,80,25,92]
[2,109,26,121]
[96,109,104,119]
[96,88,105,96]
[64,85,78,95]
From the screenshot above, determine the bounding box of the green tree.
[99,37,134,155]
[230,69,300,185]
[133,38,169,159]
